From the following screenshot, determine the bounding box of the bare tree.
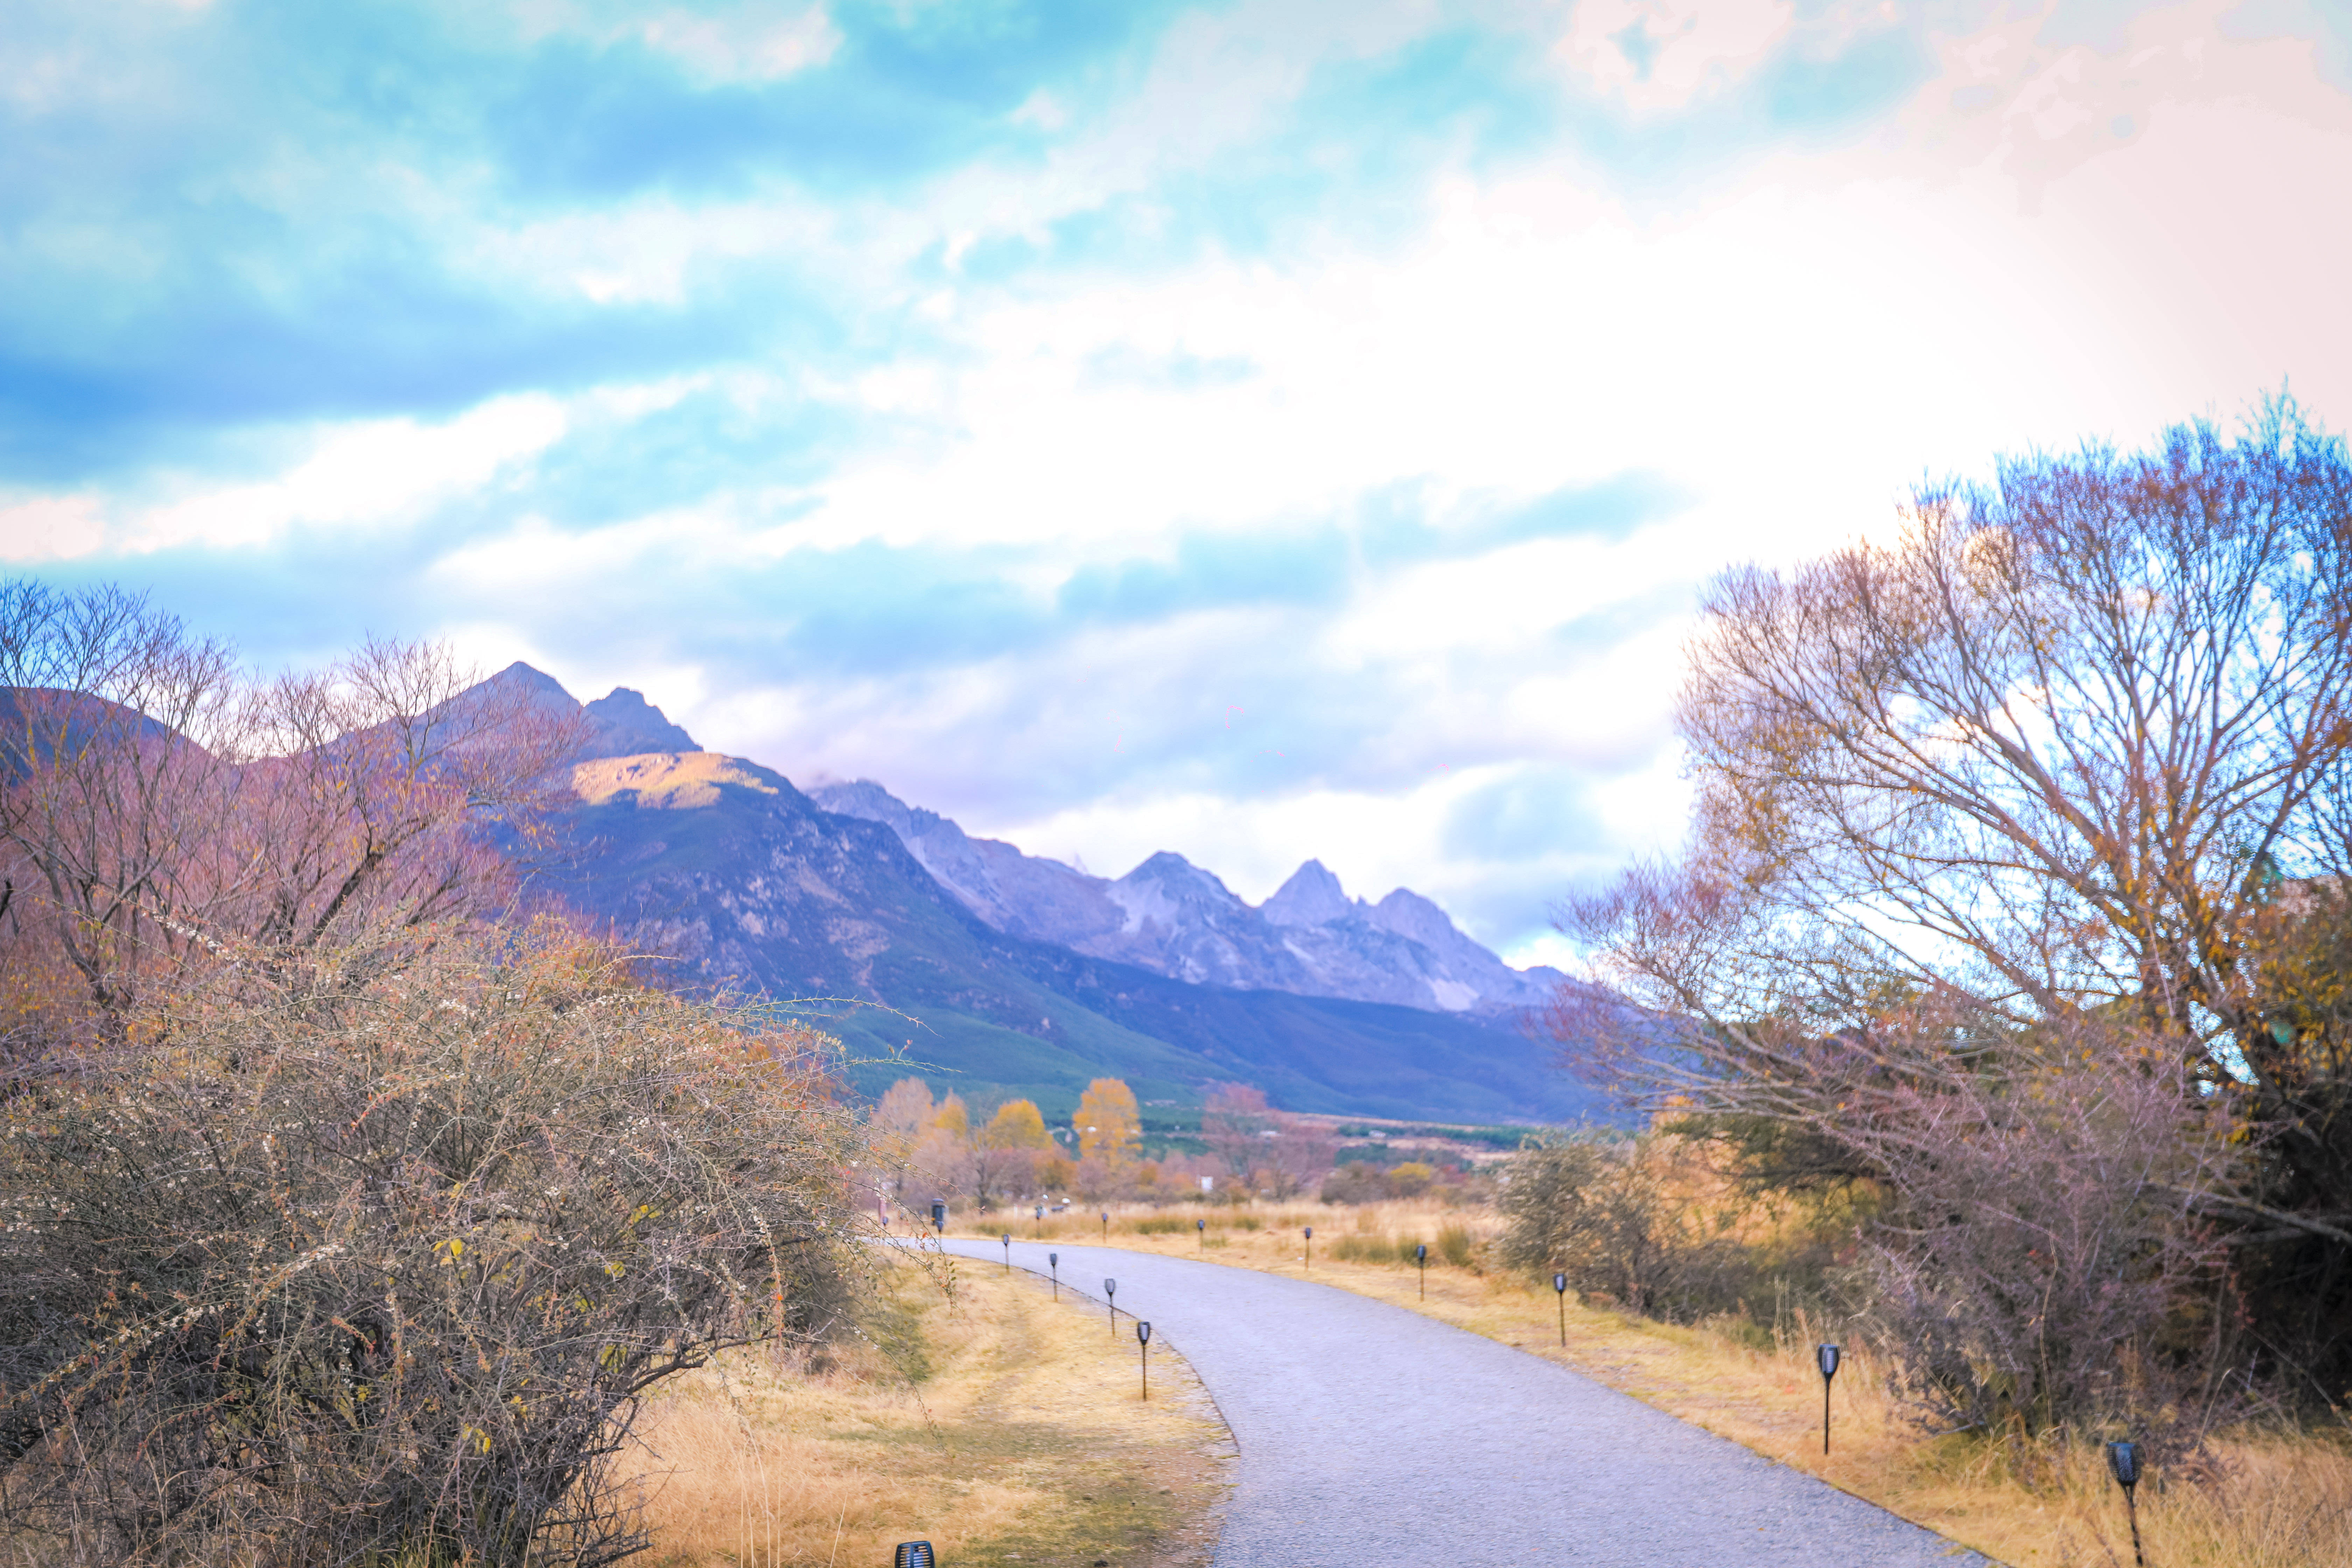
[0,583,580,1038]
[0,581,255,1025]
[1201,1083,1274,1180]
[1562,400,2352,1408]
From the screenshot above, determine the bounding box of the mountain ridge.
[807,777,1567,1020]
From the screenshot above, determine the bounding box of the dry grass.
[949,1200,2352,1568]
[624,1250,1234,1568]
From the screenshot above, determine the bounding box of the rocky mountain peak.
[582,686,700,756]
[1262,859,1357,927]
[476,663,702,761]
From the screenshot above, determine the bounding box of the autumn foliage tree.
[1074,1077,1141,1166]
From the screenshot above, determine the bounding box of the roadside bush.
[1319,1162,1388,1204]
[0,925,867,1568]
[1843,1046,2243,1447]
[1437,1223,1476,1269]
[1495,1135,1742,1320]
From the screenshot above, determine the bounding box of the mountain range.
[487,664,1601,1126]
[807,780,1568,1018]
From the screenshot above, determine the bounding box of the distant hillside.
[541,747,1604,1124]
[810,779,1567,1018]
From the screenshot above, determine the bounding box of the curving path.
[919,1237,1984,1567]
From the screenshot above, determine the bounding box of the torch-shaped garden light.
[1415,1242,1429,1299]
[1048,1252,1060,1300]
[930,1200,945,1236]
[893,1541,934,1567]
[1101,1209,1110,1241]
[1553,1272,1568,1347]
[1196,1217,1206,1251]
[1304,1225,1313,1272]
[1104,1277,1118,1335]
[1034,1202,1045,1236]
[1136,1319,1153,1399]
[1001,1232,1012,1271]
[2107,1440,2145,1567]
[1817,1344,1841,1455]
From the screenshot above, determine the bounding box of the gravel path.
[924,1237,1984,1567]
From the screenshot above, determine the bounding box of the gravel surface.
[923,1237,1986,1567]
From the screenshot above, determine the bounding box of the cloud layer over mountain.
[6,1,2350,963]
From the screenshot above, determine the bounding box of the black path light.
[893,1541,934,1568]
[1303,1225,1313,1272]
[1196,1217,1206,1251]
[2107,1440,2146,1567]
[1034,1203,1045,1237]
[1001,1232,1012,1271]
[1104,1277,1119,1335]
[1101,1209,1110,1241]
[929,1200,945,1236]
[1415,1241,1429,1299]
[1816,1344,1841,1455]
[1136,1319,1153,1399]
[1553,1272,1568,1347]
[1048,1252,1060,1300]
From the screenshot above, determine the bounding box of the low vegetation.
[624,1253,1231,1568]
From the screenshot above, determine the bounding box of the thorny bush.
[0,924,868,1568]
[1495,1134,1745,1321]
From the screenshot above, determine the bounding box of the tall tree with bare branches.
[1563,398,2352,1416]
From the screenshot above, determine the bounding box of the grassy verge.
[947,1200,2352,1568]
[625,1249,1234,1567]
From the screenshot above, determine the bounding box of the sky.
[4,0,2350,967]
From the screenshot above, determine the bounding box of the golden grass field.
[624,1250,1234,1568]
[954,1198,2352,1568]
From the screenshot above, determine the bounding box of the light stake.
[1817,1344,1841,1455]
[1049,1252,1060,1300]
[1001,1232,1012,1271]
[893,1541,934,1568]
[1415,1242,1428,1299]
[1104,1277,1118,1335]
[1197,1217,1206,1251]
[929,1200,945,1236]
[1553,1272,1568,1347]
[1034,1203,1044,1237]
[1101,1209,1110,1241]
[1136,1319,1153,1399]
[1303,1225,1313,1272]
[2107,1441,2145,1567]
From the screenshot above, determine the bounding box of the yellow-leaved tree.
[1074,1078,1140,1166]
[981,1099,1052,1150]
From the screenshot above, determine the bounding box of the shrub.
[1319,1162,1388,1204]
[1386,1161,1436,1197]
[1495,1135,1741,1320]
[1437,1223,1476,1269]
[1845,1049,2242,1446]
[0,926,867,1568]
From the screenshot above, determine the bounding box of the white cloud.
[24,0,2352,958]
[1554,0,1797,111]
[130,396,568,555]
